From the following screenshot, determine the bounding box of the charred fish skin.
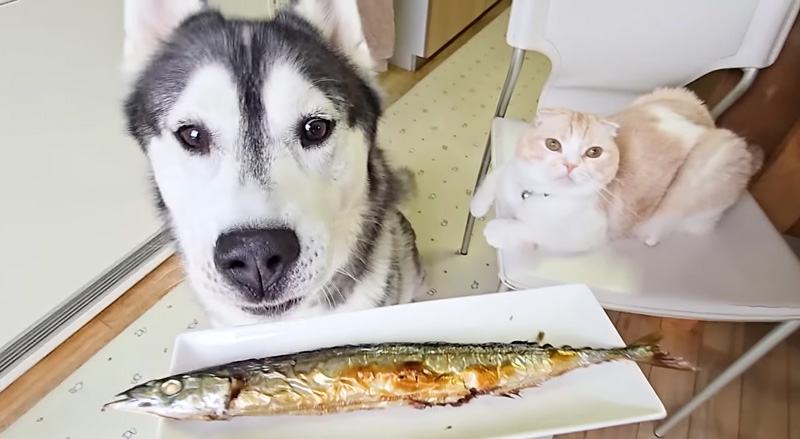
[103,333,695,420]
[227,343,540,416]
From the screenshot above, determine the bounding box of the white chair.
[458,1,800,436]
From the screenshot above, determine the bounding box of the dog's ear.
[291,0,374,75]
[122,0,208,81]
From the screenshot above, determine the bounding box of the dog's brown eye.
[175,125,210,155]
[545,138,561,151]
[585,146,603,158]
[300,118,334,148]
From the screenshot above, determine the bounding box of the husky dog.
[121,0,425,327]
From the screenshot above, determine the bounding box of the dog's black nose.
[214,228,300,301]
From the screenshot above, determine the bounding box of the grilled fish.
[102,332,694,420]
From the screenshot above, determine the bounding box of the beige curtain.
[269,0,395,72]
[358,0,395,72]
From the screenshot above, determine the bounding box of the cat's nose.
[564,163,576,174]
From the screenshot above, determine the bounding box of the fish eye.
[160,379,183,396]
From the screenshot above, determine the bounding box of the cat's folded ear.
[533,107,568,126]
[600,119,620,138]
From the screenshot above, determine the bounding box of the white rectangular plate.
[158,284,666,439]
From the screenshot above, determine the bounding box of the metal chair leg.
[653,319,800,437]
[459,47,526,255]
[710,68,758,120]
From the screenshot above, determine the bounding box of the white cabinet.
[391,0,499,71]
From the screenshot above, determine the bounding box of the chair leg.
[459,47,526,256]
[497,278,512,292]
[710,67,758,120]
[653,319,800,437]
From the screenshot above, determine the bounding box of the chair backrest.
[506,0,800,114]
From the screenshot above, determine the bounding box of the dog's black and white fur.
[122,0,425,327]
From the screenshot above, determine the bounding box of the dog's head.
[122,0,385,325]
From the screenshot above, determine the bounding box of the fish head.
[102,374,233,420]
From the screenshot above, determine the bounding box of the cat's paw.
[643,236,660,247]
[469,196,490,218]
[634,227,661,247]
[483,219,511,249]
[483,219,534,250]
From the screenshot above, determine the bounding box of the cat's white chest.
[498,175,608,253]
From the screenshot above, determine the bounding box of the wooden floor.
[558,313,800,439]
[1,2,799,437]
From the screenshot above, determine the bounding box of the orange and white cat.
[470,87,762,253]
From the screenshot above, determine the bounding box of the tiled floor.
[1,9,553,439]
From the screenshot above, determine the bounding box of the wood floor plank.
[580,312,662,439]
[0,319,114,432]
[635,318,703,439]
[687,322,744,439]
[0,255,182,433]
[789,328,800,439]
[96,255,183,331]
[739,323,789,439]
[605,310,621,325]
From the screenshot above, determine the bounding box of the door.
[0,0,170,390]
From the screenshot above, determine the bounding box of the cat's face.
[515,108,620,196]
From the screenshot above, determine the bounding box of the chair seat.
[490,117,800,322]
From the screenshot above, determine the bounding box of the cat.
[469,87,763,254]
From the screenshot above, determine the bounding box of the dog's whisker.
[319,285,333,308]
[335,268,359,284]
[324,285,337,308]
[310,78,342,86]
[329,281,347,304]
[350,236,374,266]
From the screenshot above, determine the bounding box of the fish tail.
[624,331,698,371]
[629,330,664,347]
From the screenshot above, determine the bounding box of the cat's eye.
[545,138,561,151]
[175,125,211,155]
[585,146,603,158]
